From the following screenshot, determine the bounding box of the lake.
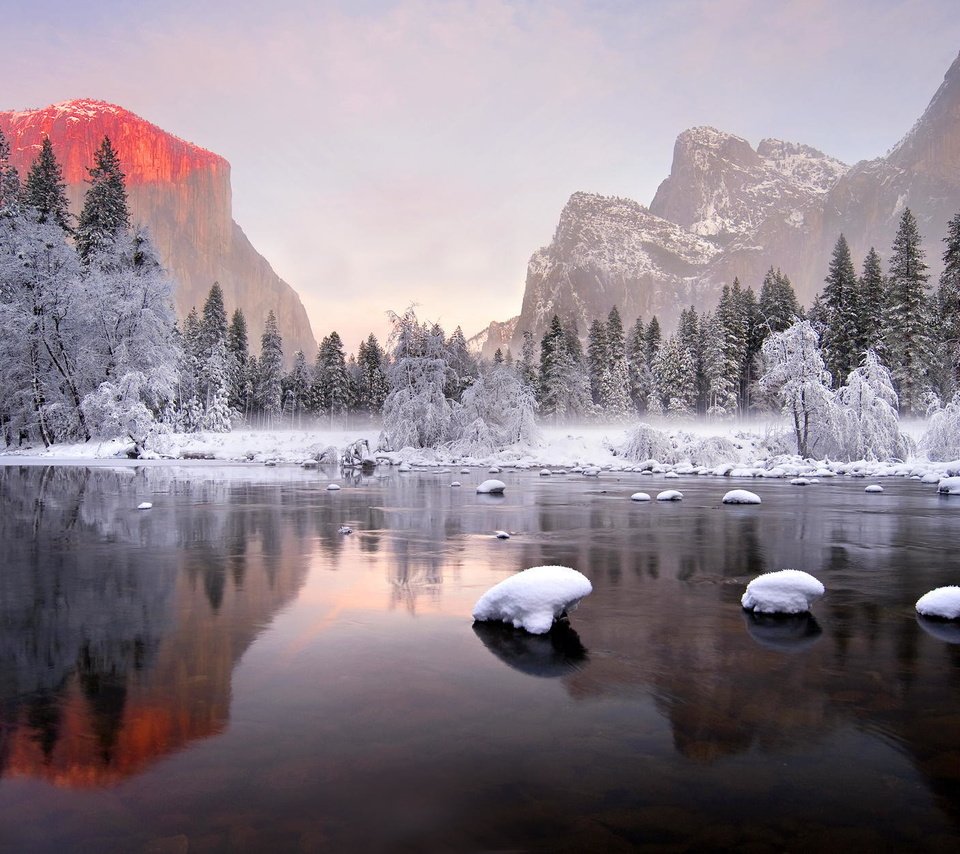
[0,462,958,852]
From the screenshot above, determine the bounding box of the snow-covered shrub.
[922,395,960,461]
[80,373,161,449]
[450,363,540,456]
[676,435,738,467]
[620,422,674,462]
[833,351,911,461]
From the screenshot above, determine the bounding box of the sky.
[7,0,960,351]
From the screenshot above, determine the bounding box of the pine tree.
[517,330,539,393]
[677,306,704,414]
[445,326,477,400]
[24,137,71,231]
[227,308,250,413]
[626,317,646,413]
[858,248,885,353]
[586,319,609,406]
[758,267,801,334]
[883,208,932,414]
[312,331,352,422]
[257,311,284,424]
[652,335,697,417]
[76,136,130,261]
[821,234,861,386]
[934,213,960,400]
[0,129,21,213]
[493,347,504,364]
[355,333,389,415]
[644,316,662,364]
[286,350,311,426]
[538,315,565,414]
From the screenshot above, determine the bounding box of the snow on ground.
[4,420,960,484]
[472,565,593,634]
[742,570,825,615]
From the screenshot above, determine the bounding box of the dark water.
[1,463,959,852]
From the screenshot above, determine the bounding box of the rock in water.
[864,484,884,493]
[656,490,683,501]
[723,489,761,504]
[494,530,511,540]
[338,525,353,535]
[137,502,153,510]
[326,483,341,491]
[472,565,593,635]
[630,492,651,502]
[477,479,506,494]
[915,586,960,620]
[741,569,825,615]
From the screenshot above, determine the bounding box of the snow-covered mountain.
[0,99,317,361]
[475,51,960,359]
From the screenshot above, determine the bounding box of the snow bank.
[938,477,960,495]
[915,586,960,620]
[476,479,506,494]
[723,489,761,505]
[741,569,825,614]
[472,565,593,634]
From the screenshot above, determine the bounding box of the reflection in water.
[0,467,959,850]
[0,465,310,787]
[743,610,824,652]
[917,614,960,644]
[472,621,588,677]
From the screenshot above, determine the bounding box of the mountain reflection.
[0,465,311,787]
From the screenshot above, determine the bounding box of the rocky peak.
[887,50,960,181]
[0,99,316,362]
[757,139,848,195]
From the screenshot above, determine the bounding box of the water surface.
[0,463,958,851]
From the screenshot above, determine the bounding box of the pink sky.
[7,0,960,352]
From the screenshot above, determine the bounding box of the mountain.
[476,51,960,359]
[0,99,316,360]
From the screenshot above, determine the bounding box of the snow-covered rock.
[488,466,501,474]
[915,586,960,620]
[630,492,651,502]
[451,481,461,487]
[741,569,825,614]
[338,525,353,535]
[494,530,511,540]
[398,462,412,472]
[791,477,811,486]
[477,479,506,494]
[864,484,884,493]
[664,471,680,479]
[472,565,593,634]
[326,483,341,491]
[656,490,683,501]
[539,469,552,476]
[723,489,761,505]
[938,476,960,495]
[583,467,601,477]
[137,501,152,510]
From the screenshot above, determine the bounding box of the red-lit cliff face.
[0,99,316,360]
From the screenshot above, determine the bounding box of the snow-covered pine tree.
[820,234,861,386]
[493,348,504,364]
[23,137,71,231]
[313,331,353,424]
[933,212,960,401]
[445,325,477,401]
[603,306,633,420]
[0,130,21,213]
[355,333,389,415]
[76,137,130,262]
[883,208,933,415]
[257,311,284,426]
[858,248,885,355]
[758,320,834,457]
[286,350,311,427]
[702,310,738,418]
[653,334,697,417]
[758,267,801,334]
[517,330,539,393]
[227,308,250,414]
[453,361,539,455]
[627,316,646,412]
[196,282,233,417]
[677,306,704,414]
[538,315,565,416]
[586,318,609,408]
